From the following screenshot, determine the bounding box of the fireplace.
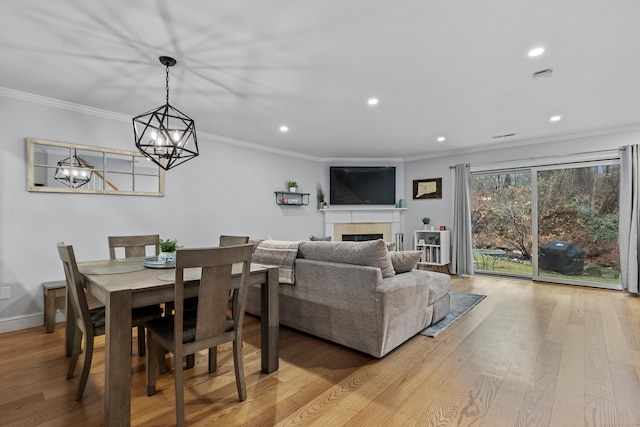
[322,207,404,243]
[342,233,383,242]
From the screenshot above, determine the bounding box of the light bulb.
[173,131,180,142]
[151,130,158,140]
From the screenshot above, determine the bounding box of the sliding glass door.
[471,160,620,289]
[471,170,533,277]
[533,162,620,289]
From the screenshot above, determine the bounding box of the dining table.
[71,257,280,427]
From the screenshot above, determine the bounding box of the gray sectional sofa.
[245,239,451,358]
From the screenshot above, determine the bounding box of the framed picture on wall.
[413,178,442,199]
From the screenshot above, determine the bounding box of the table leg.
[260,267,279,373]
[104,289,132,427]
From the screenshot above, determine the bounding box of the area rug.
[419,291,486,337]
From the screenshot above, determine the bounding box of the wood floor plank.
[514,340,563,427]
[549,323,585,427]
[600,296,634,365]
[609,361,640,426]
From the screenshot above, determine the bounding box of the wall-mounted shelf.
[275,191,310,206]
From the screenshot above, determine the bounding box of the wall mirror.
[27,138,165,196]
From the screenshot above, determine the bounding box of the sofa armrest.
[374,271,432,354]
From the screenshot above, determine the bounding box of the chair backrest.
[57,242,94,336]
[108,234,160,259]
[174,244,253,347]
[219,235,250,247]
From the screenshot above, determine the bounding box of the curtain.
[452,164,474,275]
[619,145,639,293]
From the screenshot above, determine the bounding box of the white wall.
[0,95,327,332]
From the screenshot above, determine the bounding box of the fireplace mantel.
[321,207,405,241]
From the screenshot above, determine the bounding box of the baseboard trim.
[0,312,44,334]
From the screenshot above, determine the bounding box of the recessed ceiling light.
[436,136,446,143]
[368,98,379,106]
[528,47,545,57]
[279,125,289,133]
[550,115,562,122]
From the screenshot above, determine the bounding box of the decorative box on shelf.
[275,191,310,206]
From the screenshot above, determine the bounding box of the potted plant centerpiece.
[288,181,298,192]
[422,217,431,230]
[159,238,179,261]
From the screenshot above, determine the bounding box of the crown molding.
[403,124,640,162]
[0,86,321,161]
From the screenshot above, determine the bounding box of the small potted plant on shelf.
[422,217,431,230]
[317,186,327,209]
[288,181,298,192]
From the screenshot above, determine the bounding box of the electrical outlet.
[0,287,10,299]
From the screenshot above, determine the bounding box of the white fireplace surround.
[322,207,405,242]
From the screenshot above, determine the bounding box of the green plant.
[422,217,430,224]
[288,181,298,188]
[317,187,325,203]
[159,238,179,252]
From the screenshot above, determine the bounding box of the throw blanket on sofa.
[252,240,301,284]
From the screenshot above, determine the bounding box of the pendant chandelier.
[133,56,198,170]
[54,150,94,188]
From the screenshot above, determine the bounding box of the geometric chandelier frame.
[54,149,94,188]
[133,56,198,170]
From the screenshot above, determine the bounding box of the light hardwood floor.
[2,275,640,426]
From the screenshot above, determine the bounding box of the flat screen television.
[329,166,396,205]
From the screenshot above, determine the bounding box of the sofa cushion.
[252,240,301,284]
[299,239,395,278]
[389,251,422,273]
[309,235,331,241]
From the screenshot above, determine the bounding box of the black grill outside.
[538,240,585,275]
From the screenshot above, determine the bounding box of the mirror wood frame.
[26,138,165,196]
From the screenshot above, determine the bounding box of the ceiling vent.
[533,69,553,80]
[492,133,516,139]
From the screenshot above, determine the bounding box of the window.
[471,159,620,290]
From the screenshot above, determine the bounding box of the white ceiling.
[2,0,640,159]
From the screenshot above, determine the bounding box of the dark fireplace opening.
[342,233,383,242]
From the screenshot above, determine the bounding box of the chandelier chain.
[165,64,170,104]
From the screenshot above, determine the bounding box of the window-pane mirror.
[27,138,165,196]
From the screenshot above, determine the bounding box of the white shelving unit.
[414,229,450,268]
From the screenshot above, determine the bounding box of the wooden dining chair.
[108,234,160,260]
[57,242,163,400]
[219,235,250,247]
[108,234,161,356]
[182,235,250,369]
[145,244,254,427]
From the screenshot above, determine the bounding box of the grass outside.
[473,254,620,285]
